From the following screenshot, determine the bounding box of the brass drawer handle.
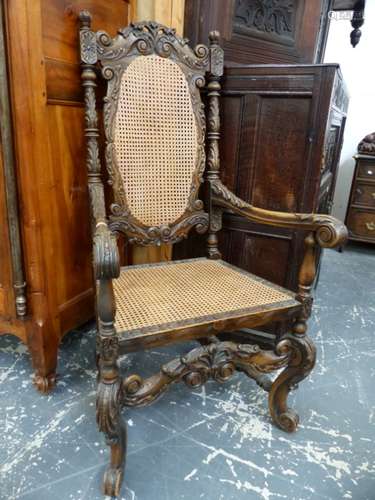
[372,192,375,200]
[366,222,375,231]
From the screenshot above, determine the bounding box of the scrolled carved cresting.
[211,179,348,249]
[94,21,211,246]
[358,131,375,155]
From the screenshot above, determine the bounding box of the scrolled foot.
[97,378,127,497]
[103,465,124,497]
[276,409,300,433]
[269,332,316,432]
[33,372,56,393]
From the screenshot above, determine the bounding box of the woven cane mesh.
[113,55,198,227]
[113,259,296,335]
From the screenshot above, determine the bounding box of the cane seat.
[113,258,300,349]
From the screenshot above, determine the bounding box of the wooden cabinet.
[0,0,132,391]
[219,64,348,294]
[346,154,375,244]
[175,64,348,335]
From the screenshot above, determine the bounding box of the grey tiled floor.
[0,244,374,500]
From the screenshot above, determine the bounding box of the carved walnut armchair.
[79,12,347,497]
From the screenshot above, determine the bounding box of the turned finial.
[79,10,92,28]
[209,31,220,45]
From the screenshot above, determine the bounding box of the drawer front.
[347,209,375,240]
[358,161,375,180]
[352,183,375,208]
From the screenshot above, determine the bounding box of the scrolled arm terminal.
[93,222,120,280]
[211,180,348,249]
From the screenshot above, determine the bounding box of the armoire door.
[3,0,133,390]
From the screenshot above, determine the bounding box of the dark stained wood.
[219,65,348,302]
[351,183,375,208]
[176,64,348,317]
[0,0,131,392]
[220,216,293,287]
[184,0,331,65]
[346,153,375,244]
[80,16,348,497]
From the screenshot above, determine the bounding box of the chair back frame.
[79,16,224,247]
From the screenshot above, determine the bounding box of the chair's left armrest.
[93,222,120,280]
[211,180,348,249]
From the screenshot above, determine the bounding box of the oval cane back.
[96,22,211,245]
[113,55,198,227]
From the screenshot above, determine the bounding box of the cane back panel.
[87,22,223,245]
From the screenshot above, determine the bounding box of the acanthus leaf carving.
[97,377,123,443]
[122,341,291,408]
[109,211,209,246]
[234,0,294,39]
[80,28,98,64]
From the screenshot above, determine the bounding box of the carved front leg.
[269,233,317,433]
[96,334,127,497]
[269,329,316,432]
[97,374,126,497]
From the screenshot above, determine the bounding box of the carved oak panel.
[233,0,296,45]
[184,0,328,64]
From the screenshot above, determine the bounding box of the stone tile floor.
[0,244,374,500]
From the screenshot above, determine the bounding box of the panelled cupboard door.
[4,0,132,391]
[218,65,347,290]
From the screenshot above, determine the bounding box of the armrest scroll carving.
[211,181,348,249]
[93,223,120,280]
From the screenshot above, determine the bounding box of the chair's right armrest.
[211,180,348,249]
[93,222,120,280]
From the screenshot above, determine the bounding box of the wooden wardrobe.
[177,1,349,334]
[0,0,135,391]
[0,0,186,391]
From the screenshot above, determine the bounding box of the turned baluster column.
[79,12,125,496]
[206,31,224,259]
[294,232,317,333]
[79,8,120,375]
[79,11,106,227]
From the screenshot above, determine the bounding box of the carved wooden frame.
[83,19,224,246]
[79,11,347,498]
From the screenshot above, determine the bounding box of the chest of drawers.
[346,154,375,243]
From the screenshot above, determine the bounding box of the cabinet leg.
[28,320,59,393]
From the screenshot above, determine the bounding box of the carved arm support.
[211,180,348,249]
[79,12,120,389]
[93,222,120,281]
[211,180,348,324]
